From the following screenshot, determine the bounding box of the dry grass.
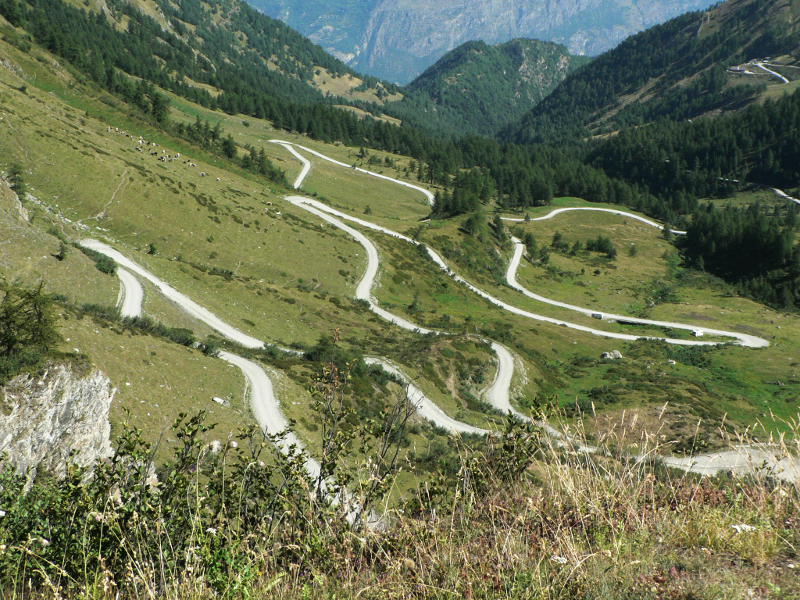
[6,418,798,600]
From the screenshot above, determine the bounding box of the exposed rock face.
[0,364,114,477]
[251,0,717,83]
[0,177,28,222]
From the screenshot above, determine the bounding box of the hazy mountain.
[248,0,719,83]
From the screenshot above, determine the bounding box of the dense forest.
[590,90,800,197]
[681,203,799,308]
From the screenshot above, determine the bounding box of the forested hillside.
[589,91,800,197]
[587,89,800,307]
[507,0,800,143]
[0,0,404,112]
[396,39,590,135]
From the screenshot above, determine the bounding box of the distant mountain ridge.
[247,0,719,83]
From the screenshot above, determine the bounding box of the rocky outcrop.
[0,364,114,478]
[0,177,29,222]
[253,0,717,83]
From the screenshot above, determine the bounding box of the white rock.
[0,364,114,478]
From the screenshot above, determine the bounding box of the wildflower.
[229,440,239,449]
[551,555,568,564]
[206,527,218,536]
[731,524,757,534]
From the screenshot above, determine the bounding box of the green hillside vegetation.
[507,0,800,144]
[0,1,799,595]
[0,174,266,454]
[398,39,591,135]
[0,19,527,475]
[2,7,796,447]
[0,0,416,138]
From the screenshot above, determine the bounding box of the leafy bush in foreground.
[0,407,797,599]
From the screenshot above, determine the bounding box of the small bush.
[75,245,117,274]
[94,255,116,274]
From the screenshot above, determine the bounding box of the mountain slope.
[249,0,718,83]
[4,0,401,109]
[397,39,590,135]
[506,0,800,144]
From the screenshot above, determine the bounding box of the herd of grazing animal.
[107,126,221,181]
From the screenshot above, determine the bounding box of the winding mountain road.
[502,206,688,235]
[506,236,768,348]
[218,351,321,478]
[752,61,790,84]
[273,140,798,476]
[275,140,766,348]
[287,195,766,348]
[79,240,321,477]
[81,239,265,349]
[97,244,381,522]
[772,187,800,206]
[92,138,794,486]
[270,140,435,205]
[274,138,771,438]
[365,358,488,436]
[660,446,800,483]
[115,267,144,318]
[285,194,514,414]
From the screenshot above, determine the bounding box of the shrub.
[0,283,61,382]
[75,245,117,274]
[7,163,26,198]
[586,234,617,258]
